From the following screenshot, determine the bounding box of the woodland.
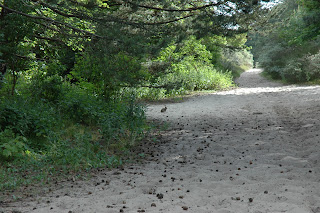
[0,0,319,193]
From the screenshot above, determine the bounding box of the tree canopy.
[0,0,270,66]
[248,0,320,82]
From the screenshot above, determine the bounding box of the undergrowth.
[0,84,148,194]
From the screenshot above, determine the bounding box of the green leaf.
[3,149,12,157]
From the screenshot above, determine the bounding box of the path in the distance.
[4,69,320,213]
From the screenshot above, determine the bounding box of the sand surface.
[2,69,320,213]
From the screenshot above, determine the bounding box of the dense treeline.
[249,0,320,83]
[0,0,266,191]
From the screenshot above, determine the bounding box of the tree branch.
[37,1,195,26]
[135,14,195,26]
[123,1,224,12]
[34,34,64,43]
[38,1,77,18]
[0,4,105,38]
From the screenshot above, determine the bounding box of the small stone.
[264,191,268,194]
[156,193,164,199]
[182,206,188,210]
[151,203,156,207]
[249,198,253,203]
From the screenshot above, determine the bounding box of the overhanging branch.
[123,1,224,12]
[0,4,105,39]
[32,1,195,27]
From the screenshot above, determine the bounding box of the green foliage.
[125,87,167,100]
[250,0,320,83]
[45,131,121,169]
[281,59,307,83]
[98,95,146,147]
[71,52,148,98]
[157,60,234,92]
[299,0,320,40]
[0,129,27,160]
[218,48,253,78]
[29,74,65,102]
[0,98,57,140]
[0,80,148,191]
[306,50,320,78]
[202,34,253,77]
[58,87,101,124]
[148,36,235,96]
[122,35,252,100]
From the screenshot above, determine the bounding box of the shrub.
[71,52,148,98]
[157,60,234,92]
[0,129,27,161]
[58,87,102,125]
[98,95,146,148]
[306,50,320,80]
[29,74,65,102]
[281,60,308,83]
[0,97,59,151]
[144,36,235,98]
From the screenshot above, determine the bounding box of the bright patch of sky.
[261,0,282,9]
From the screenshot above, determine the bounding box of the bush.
[0,98,58,143]
[306,50,320,80]
[157,60,234,92]
[98,95,146,147]
[29,74,65,102]
[0,87,148,190]
[71,52,148,98]
[58,87,102,125]
[258,43,289,79]
[122,87,167,100]
[140,36,235,99]
[0,129,27,160]
[281,60,308,83]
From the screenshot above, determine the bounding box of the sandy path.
[2,69,320,213]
